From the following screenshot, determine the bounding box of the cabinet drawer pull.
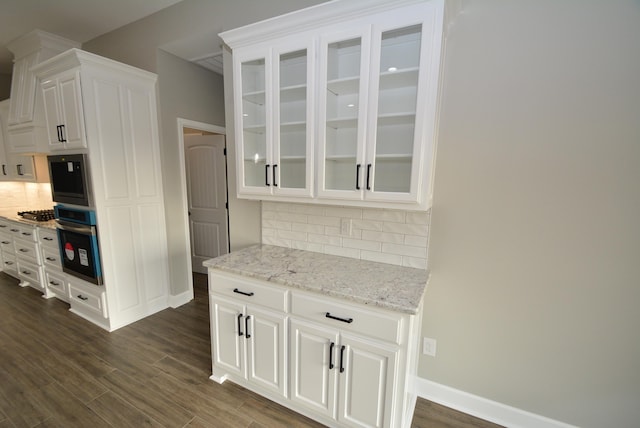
[245,315,251,339]
[22,232,32,236]
[273,164,278,187]
[4,261,14,266]
[233,288,254,297]
[17,164,24,176]
[329,342,335,370]
[49,280,61,286]
[339,345,346,373]
[77,295,88,301]
[325,312,353,324]
[10,229,19,232]
[19,248,29,253]
[46,257,57,261]
[21,270,31,275]
[366,164,372,190]
[1,241,10,244]
[237,313,244,336]
[265,164,271,186]
[1,164,6,176]
[355,164,361,190]
[0,224,5,228]
[60,124,67,142]
[43,237,54,241]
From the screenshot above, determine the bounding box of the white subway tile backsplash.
[361,250,403,266]
[261,202,430,270]
[342,238,381,252]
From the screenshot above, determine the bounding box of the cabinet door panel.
[42,80,63,148]
[210,295,245,378]
[59,72,86,149]
[290,318,339,418]
[338,334,398,428]
[246,305,287,397]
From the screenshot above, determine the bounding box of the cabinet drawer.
[17,258,43,288]
[17,226,37,242]
[2,252,18,277]
[14,238,41,264]
[209,272,288,312]
[38,228,59,248]
[42,246,62,268]
[291,291,403,344]
[0,233,13,252]
[45,270,69,302]
[69,282,107,318]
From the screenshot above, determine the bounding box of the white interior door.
[185,133,229,273]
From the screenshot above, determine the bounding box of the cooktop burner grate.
[17,209,56,222]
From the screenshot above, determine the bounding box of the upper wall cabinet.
[6,30,80,154]
[41,69,87,151]
[221,0,448,211]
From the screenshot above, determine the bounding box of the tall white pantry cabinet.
[222,0,446,211]
[32,49,171,331]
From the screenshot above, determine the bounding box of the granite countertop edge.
[204,244,429,315]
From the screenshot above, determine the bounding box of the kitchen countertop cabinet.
[221,0,446,210]
[205,245,426,427]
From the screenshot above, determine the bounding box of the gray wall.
[421,1,640,427]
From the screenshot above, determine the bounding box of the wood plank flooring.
[0,272,502,428]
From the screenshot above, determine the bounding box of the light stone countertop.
[203,244,429,314]
[0,210,57,229]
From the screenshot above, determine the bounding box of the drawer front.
[2,252,18,277]
[0,233,13,252]
[45,270,69,301]
[38,228,59,249]
[17,258,44,289]
[209,271,288,312]
[291,291,403,344]
[14,238,41,264]
[17,226,38,242]
[42,246,62,268]
[69,283,107,318]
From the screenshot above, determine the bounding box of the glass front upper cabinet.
[318,22,426,204]
[236,43,313,198]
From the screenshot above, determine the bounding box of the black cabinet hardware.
[2,164,6,175]
[17,164,24,176]
[19,248,29,253]
[56,124,67,142]
[233,288,254,297]
[366,164,372,190]
[237,313,244,336]
[265,164,271,186]
[43,237,54,241]
[339,345,346,373]
[77,295,88,301]
[273,164,278,187]
[49,281,61,286]
[356,164,361,190]
[325,312,353,324]
[329,342,335,369]
[21,270,31,275]
[245,315,251,339]
[46,257,56,261]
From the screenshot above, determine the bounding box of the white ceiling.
[0,0,185,74]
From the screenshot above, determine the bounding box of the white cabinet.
[38,226,69,302]
[208,267,421,428]
[41,69,86,150]
[5,30,80,154]
[221,0,446,210]
[210,295,287,397]
[234,39,314,198]
[209,274,288,397]
[33,49,172,331]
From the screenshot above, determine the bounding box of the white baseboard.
[168,289,194,308]
[414,377,577,428]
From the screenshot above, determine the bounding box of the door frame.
[176,118,227,281]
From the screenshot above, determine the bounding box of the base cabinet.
[208,269,421,428]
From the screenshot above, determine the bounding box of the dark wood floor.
[0,271,502,428]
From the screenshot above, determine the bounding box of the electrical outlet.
[340,218,352,236]
[423,337,437,357]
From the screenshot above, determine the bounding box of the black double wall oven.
[48,154,103,285]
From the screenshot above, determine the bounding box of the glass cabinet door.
[369,24,423,197]
[318,30,369,199]
[275,48,310,194]
[239,57,268,189]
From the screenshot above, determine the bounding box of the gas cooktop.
[17,209,56,222]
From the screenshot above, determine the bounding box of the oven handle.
[55,220,97,235]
